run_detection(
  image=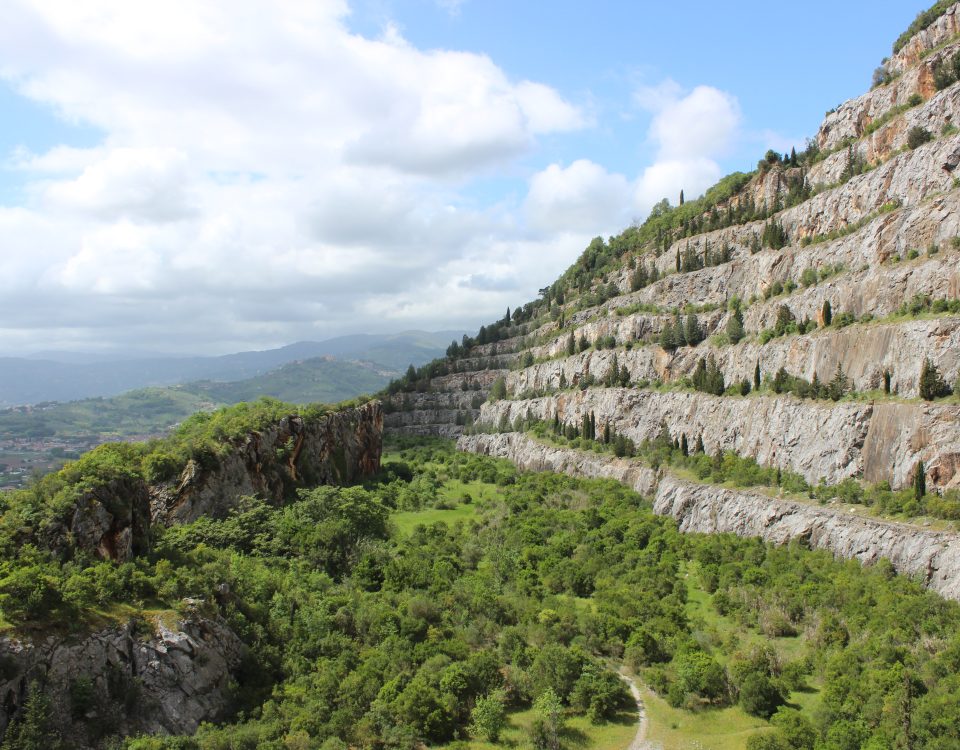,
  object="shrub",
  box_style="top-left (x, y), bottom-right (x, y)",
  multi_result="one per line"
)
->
top-left (907, 126), bottom-right (932, 149)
